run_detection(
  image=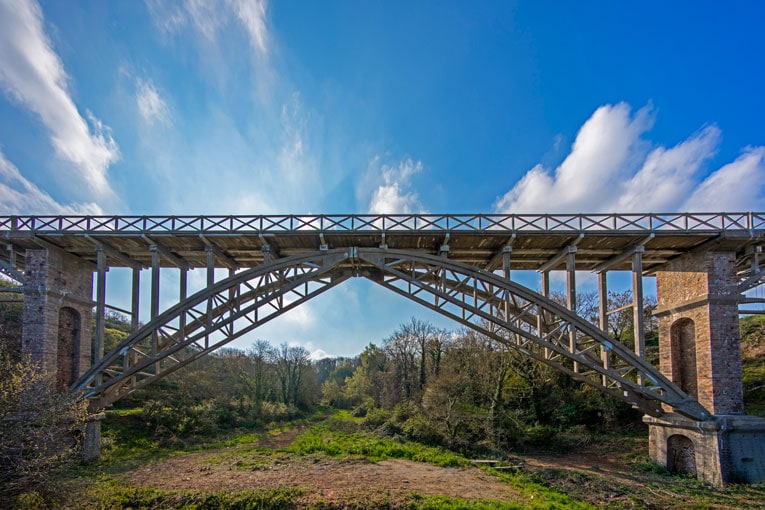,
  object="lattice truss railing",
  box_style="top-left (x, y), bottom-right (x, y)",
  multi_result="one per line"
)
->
top-left (356, 249), bottom-right (710, 421)
top-left (2, 211), bottom-right (763, 234)
top-left (73, 250), bottom-right (351, 408)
